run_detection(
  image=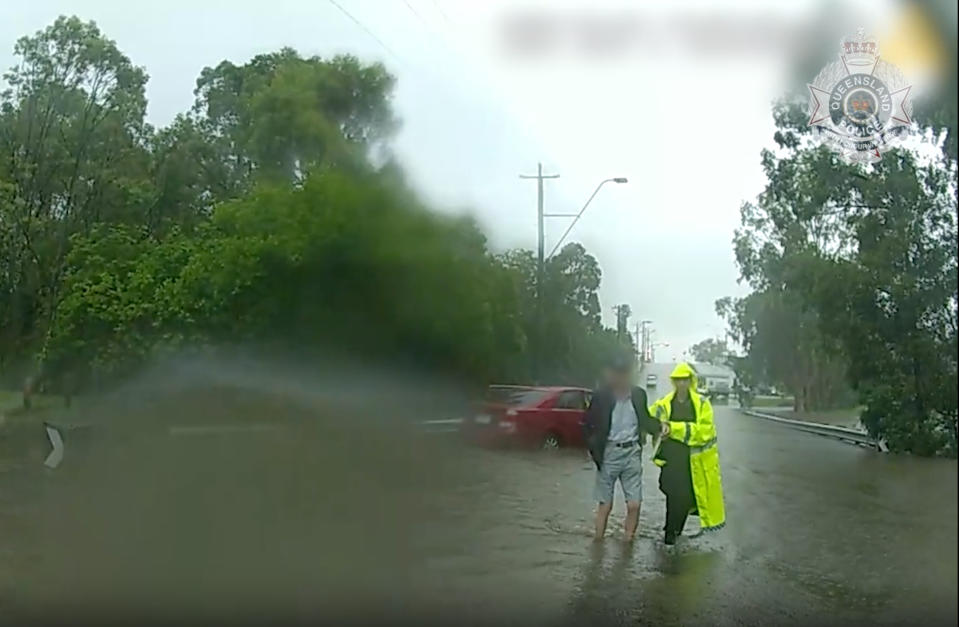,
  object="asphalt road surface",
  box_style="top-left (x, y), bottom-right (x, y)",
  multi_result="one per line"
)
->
top-left (417, 404), bottom-right (958, 626)
top-left (1, 401), bottom-right (956, 625)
